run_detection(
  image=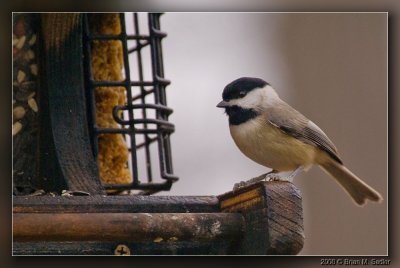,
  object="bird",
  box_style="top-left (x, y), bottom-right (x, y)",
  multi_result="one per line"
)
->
top-left (216, 77), bottom-right (383, 206)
